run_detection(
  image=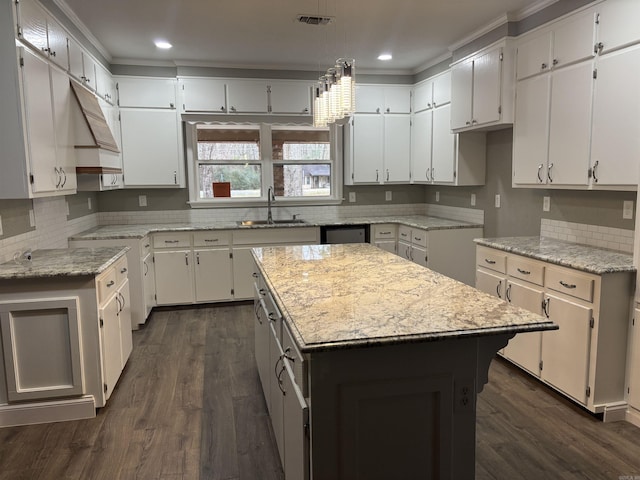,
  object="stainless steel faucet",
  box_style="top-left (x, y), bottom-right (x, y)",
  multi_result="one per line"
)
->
top-left (267, 186), bottom-right (276, 224)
